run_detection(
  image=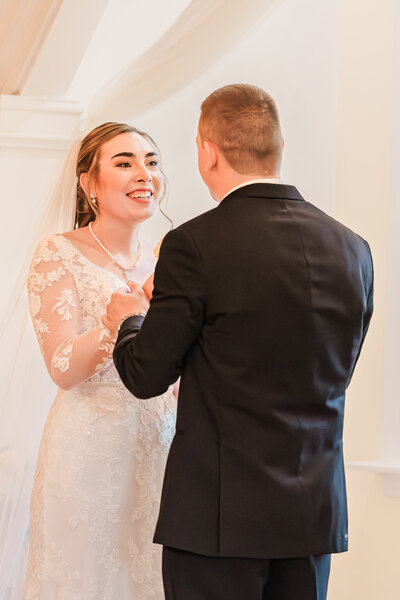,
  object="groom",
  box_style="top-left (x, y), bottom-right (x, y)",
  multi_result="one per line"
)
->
top-left (109, 84), bottom-right (373, 599)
